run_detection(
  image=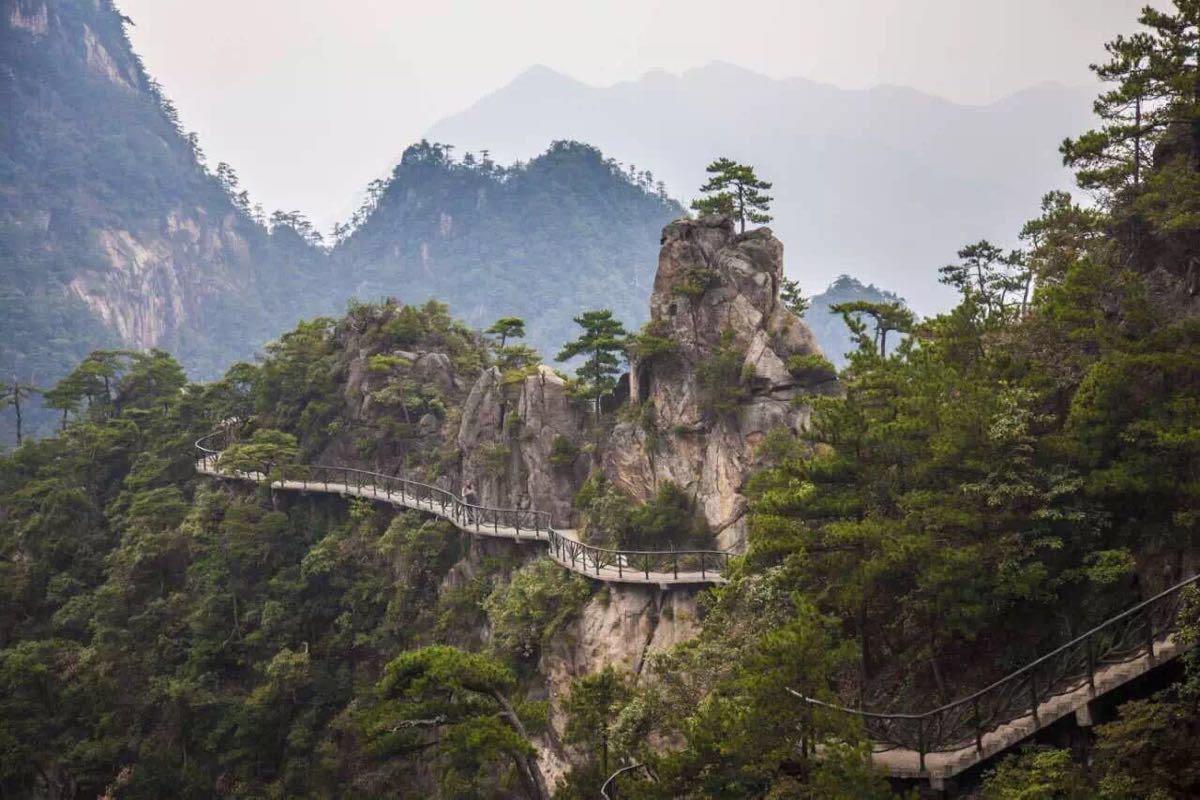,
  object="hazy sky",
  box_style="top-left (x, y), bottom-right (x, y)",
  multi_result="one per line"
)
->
top-left (117, 0), bottom-right (1150, 232)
